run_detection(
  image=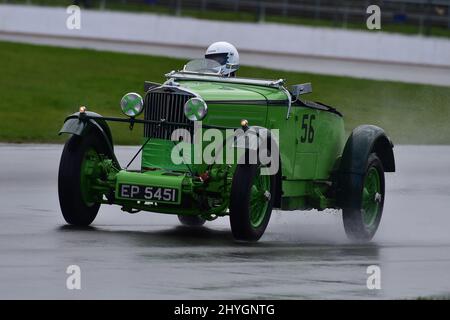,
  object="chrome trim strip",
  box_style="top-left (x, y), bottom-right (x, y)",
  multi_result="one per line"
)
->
top-left (165, 71), bottom-right (285, 88)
